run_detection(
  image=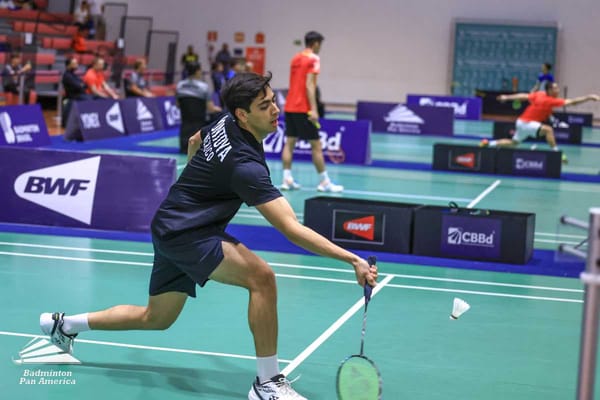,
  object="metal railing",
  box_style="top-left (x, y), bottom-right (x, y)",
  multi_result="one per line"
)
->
top-left (559, 209), bottom-right (600, 400)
